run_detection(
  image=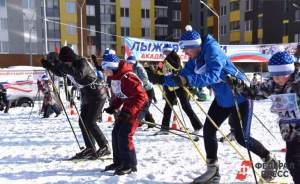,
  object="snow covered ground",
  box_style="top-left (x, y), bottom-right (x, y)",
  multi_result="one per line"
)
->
top-left (0, 90), bottom-right (294, 184)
